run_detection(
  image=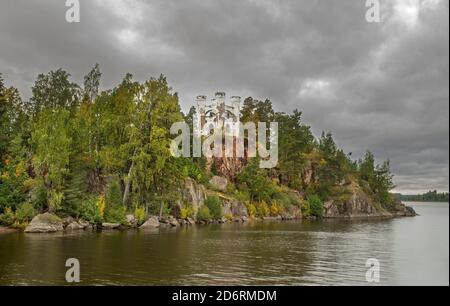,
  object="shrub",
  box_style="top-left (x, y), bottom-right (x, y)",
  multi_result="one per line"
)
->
top-left (257, 201), bottom-right (270, 217)
top-left (205, 196), bottom-right (222, 219)
top-left (97, 195), bottom-right (106, 219)
top-left (180, 206), bottom-right (194, 219)
top-left (80, 196), bottom-right (103, 225)
top-left (270, 201), bottom-right (284, 216)
top-left (196, 206), bottom-right (211, 221)
top-left (246, 202), bottom-right (257, 217)
top-left (105, 205), bottom-right (126, 224)
top-left (234, 190), bottom-right (250, 202)
top-left (308, 194), bottom-right (324, 218)
top-left (104, 180), bottom-right (126, 224)
top-left (300, 199), bottom-right (310, 217)
top-left (106, 180), bottom-right (122, 207)
top-left (134, 205), bottom-right (147, 225)
top-left (224, 213), bottom-right (233, 220)
top-left (0, 207), bottom-right (15, 226)
top-left (48, 189), bottom-right (64, 212)
top-left (272, 192), bottom-right (291, 207)
top-left (15, 202), bottom-right (35, 224)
